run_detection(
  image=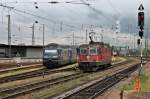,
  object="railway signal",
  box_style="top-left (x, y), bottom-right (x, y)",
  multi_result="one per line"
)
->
top-left (138, 4), bottom-right (144, 39)
top-left (136, 3), bottom-right (144, 94)
top-left (137, 39), bottom-right (140, 45)
top-left (138, 4), bottom-right (144, 10)
top-left (140, 26), bottom-right (144, 30)
top-left (138, 12), bottom-right (144, 26)
top-left (139, 30), bottom-right (144, 39)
